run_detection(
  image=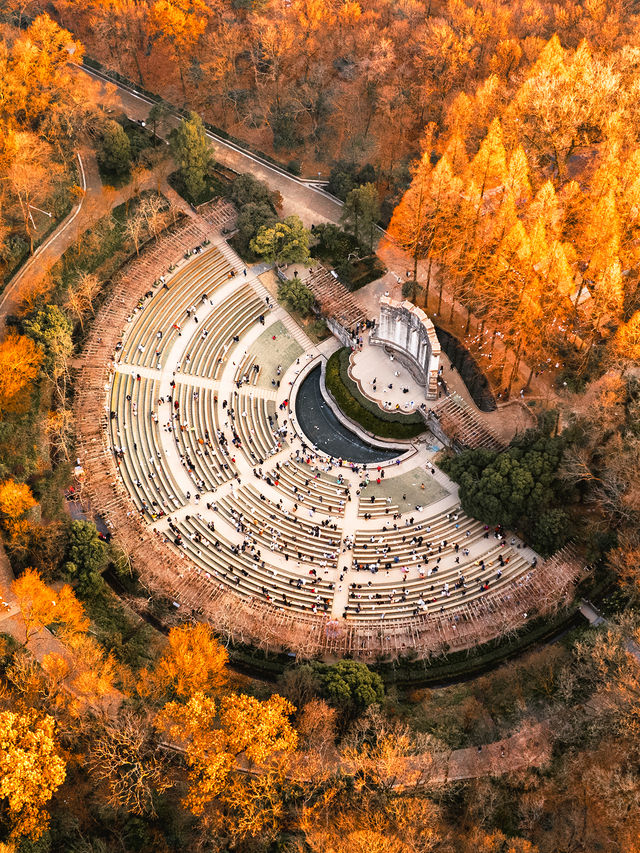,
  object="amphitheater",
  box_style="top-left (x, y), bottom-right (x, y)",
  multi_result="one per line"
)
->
top-left (74, 203), bottom-right (584, 662)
